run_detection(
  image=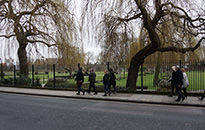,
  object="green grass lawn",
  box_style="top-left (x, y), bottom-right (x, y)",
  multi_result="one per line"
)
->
top-left (1, 71), bottom-right (205, 91)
